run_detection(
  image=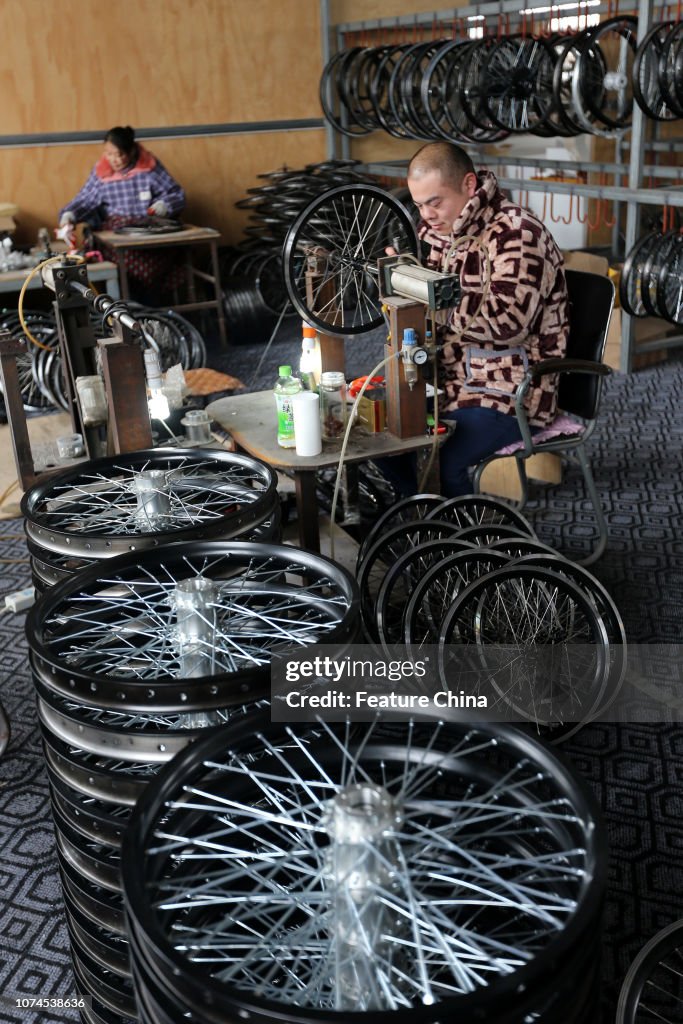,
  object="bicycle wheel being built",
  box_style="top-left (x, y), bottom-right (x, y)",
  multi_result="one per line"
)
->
top-left (283, 184), bottom-right (418, 334)
top-left (123, 713), bottom-right (607, 1024)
